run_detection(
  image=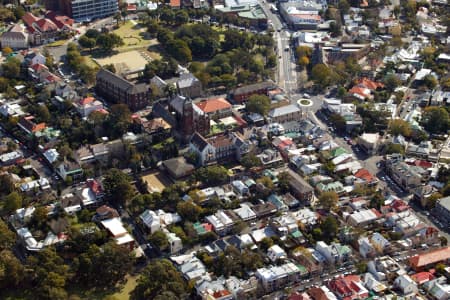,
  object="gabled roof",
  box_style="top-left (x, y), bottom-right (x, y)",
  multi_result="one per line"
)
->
top-left (190, 132), bottom-right (210, 151)
top-left (35, 18), bottom-right (58, 32)
top-left (354, 168), bottom-right (376, 183)
top-left (409, 247), bottom-right (450, 269)
top-left (357, 77), bottom-right (384, 90)
top-left (22, 12), bottom-right (38, 27)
